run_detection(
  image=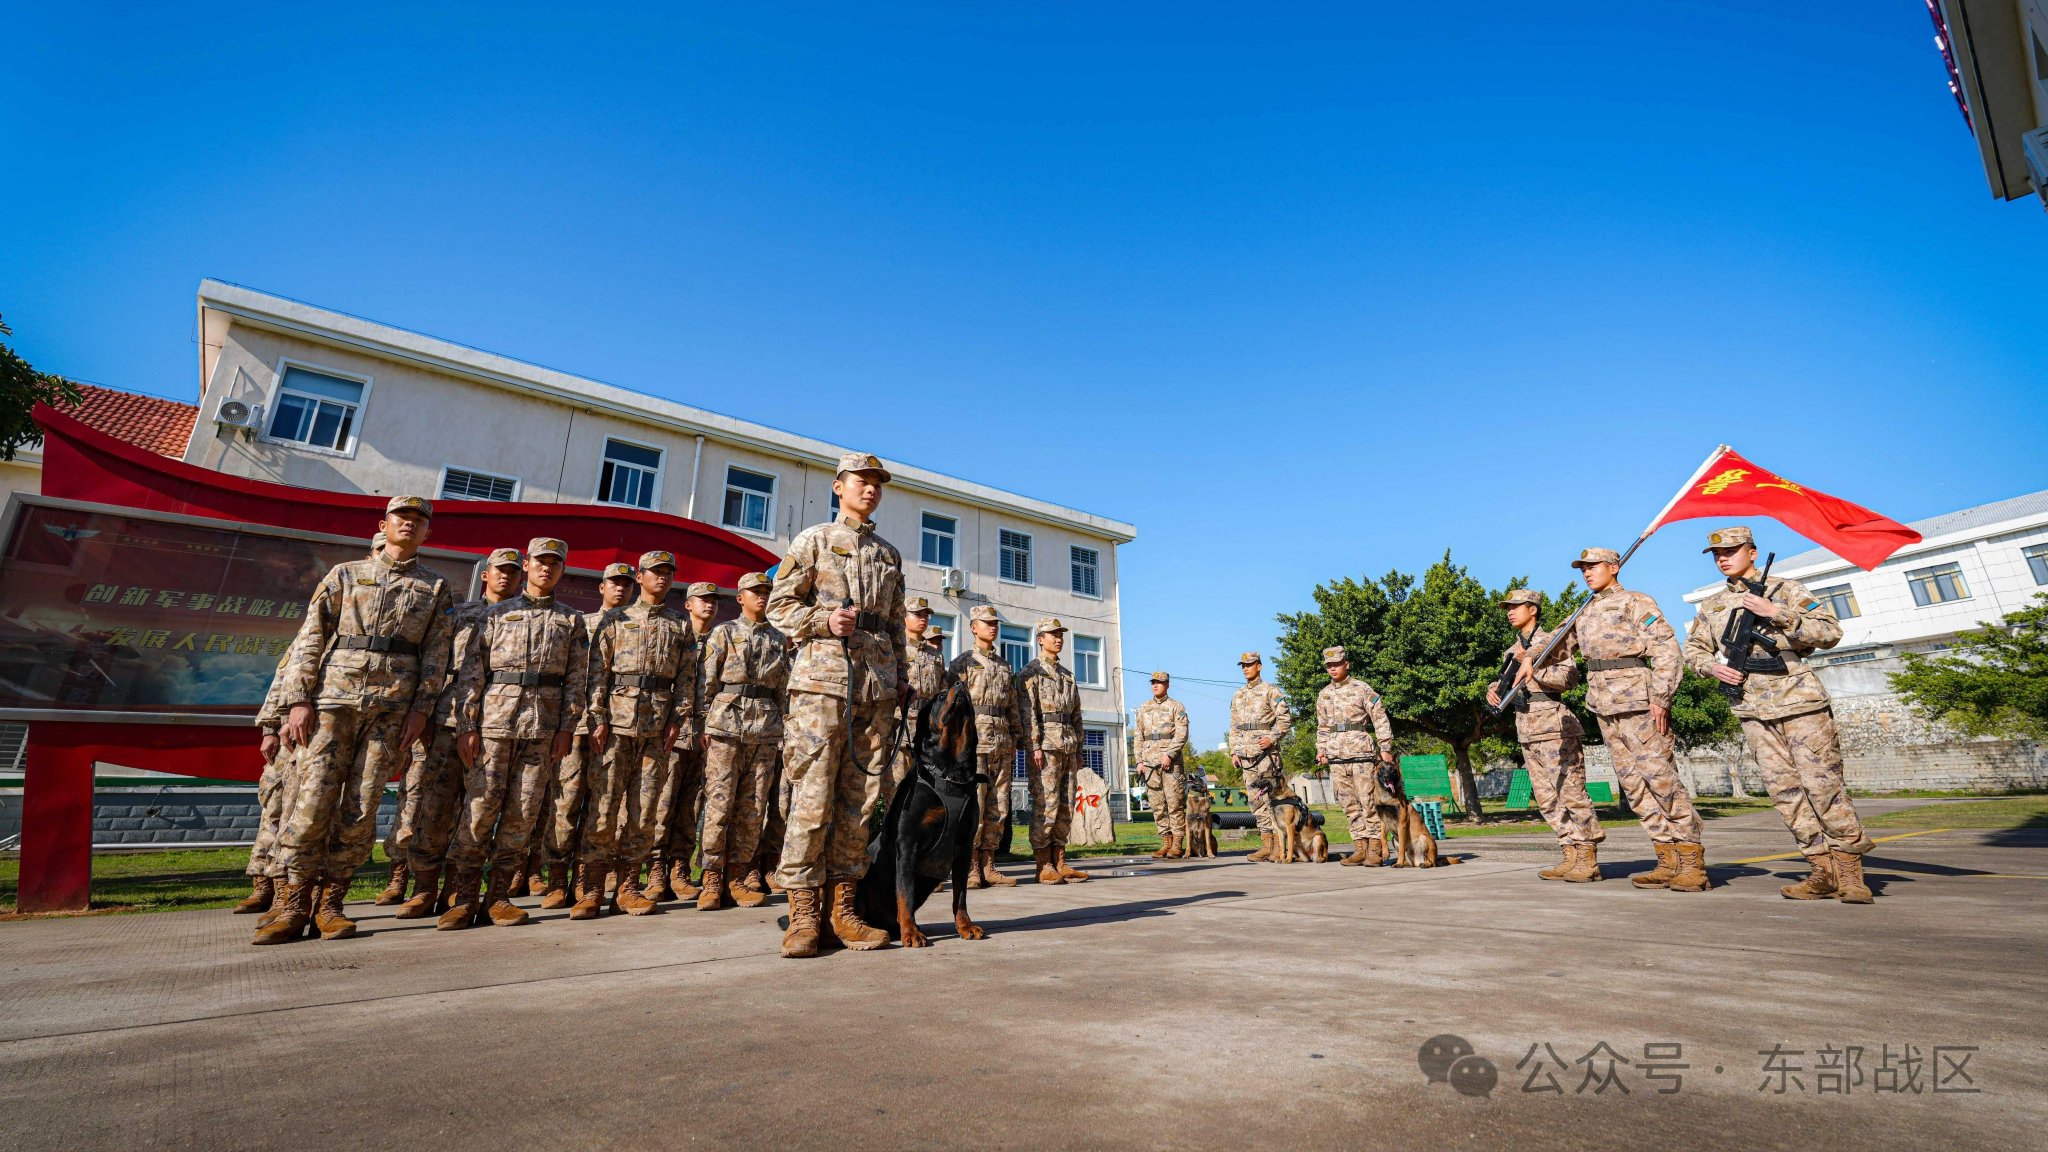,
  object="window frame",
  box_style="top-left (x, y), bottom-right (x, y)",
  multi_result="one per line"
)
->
top-left (1072, 633), bottom-right (1105, 688)
top-left (919, 509), bottom-right (959, 571)
top-left (596, 435), bottom-right (666, 511)
top-left (998, 623), bottom-right (1032, 673)
top-left (1809, 583), bottom-right (1861, 621)
top-left (2025, 543), bottom-right (2048, 587)
top-left (436, 463), bottom-right (522, 503)
top-left (260, 358), bottom-right (372, 459)
top-left (998, 527), bottom-right (1034, 586)
top-left (928, 612), bottom-right (957, 662)
top-left (1069, 544), bottom-right (1102, 599)
top-left (718, 463), bottom-right (778, 538)
top-left (1906, 562), bottom-right (1970, 607)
